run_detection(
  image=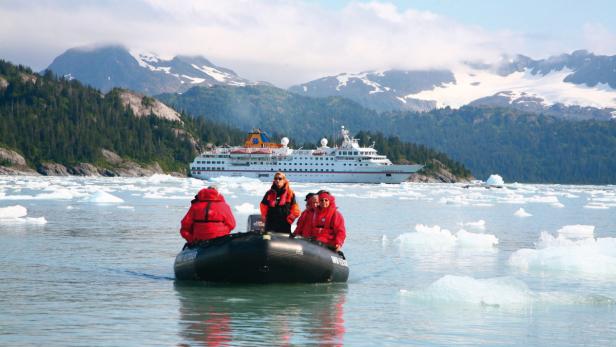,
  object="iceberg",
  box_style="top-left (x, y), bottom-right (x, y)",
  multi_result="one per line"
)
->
top-left (486, 174), bottom-right (504, 186)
